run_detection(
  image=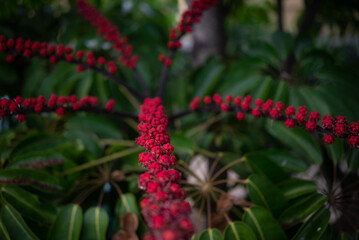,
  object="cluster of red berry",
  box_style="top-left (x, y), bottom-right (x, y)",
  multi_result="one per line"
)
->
top-left (158, 0), bottom-right (218, 67)
top-left (190, 94), bottom-right (359, 148)
top-left (0, 95), bottom-right (115, 122)
top-left (137, 98), bottom-right (194, 240)
top-left (76, 0), bottom-right (139, 69)
top-left (0, 35), bottom-right (119, 74)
